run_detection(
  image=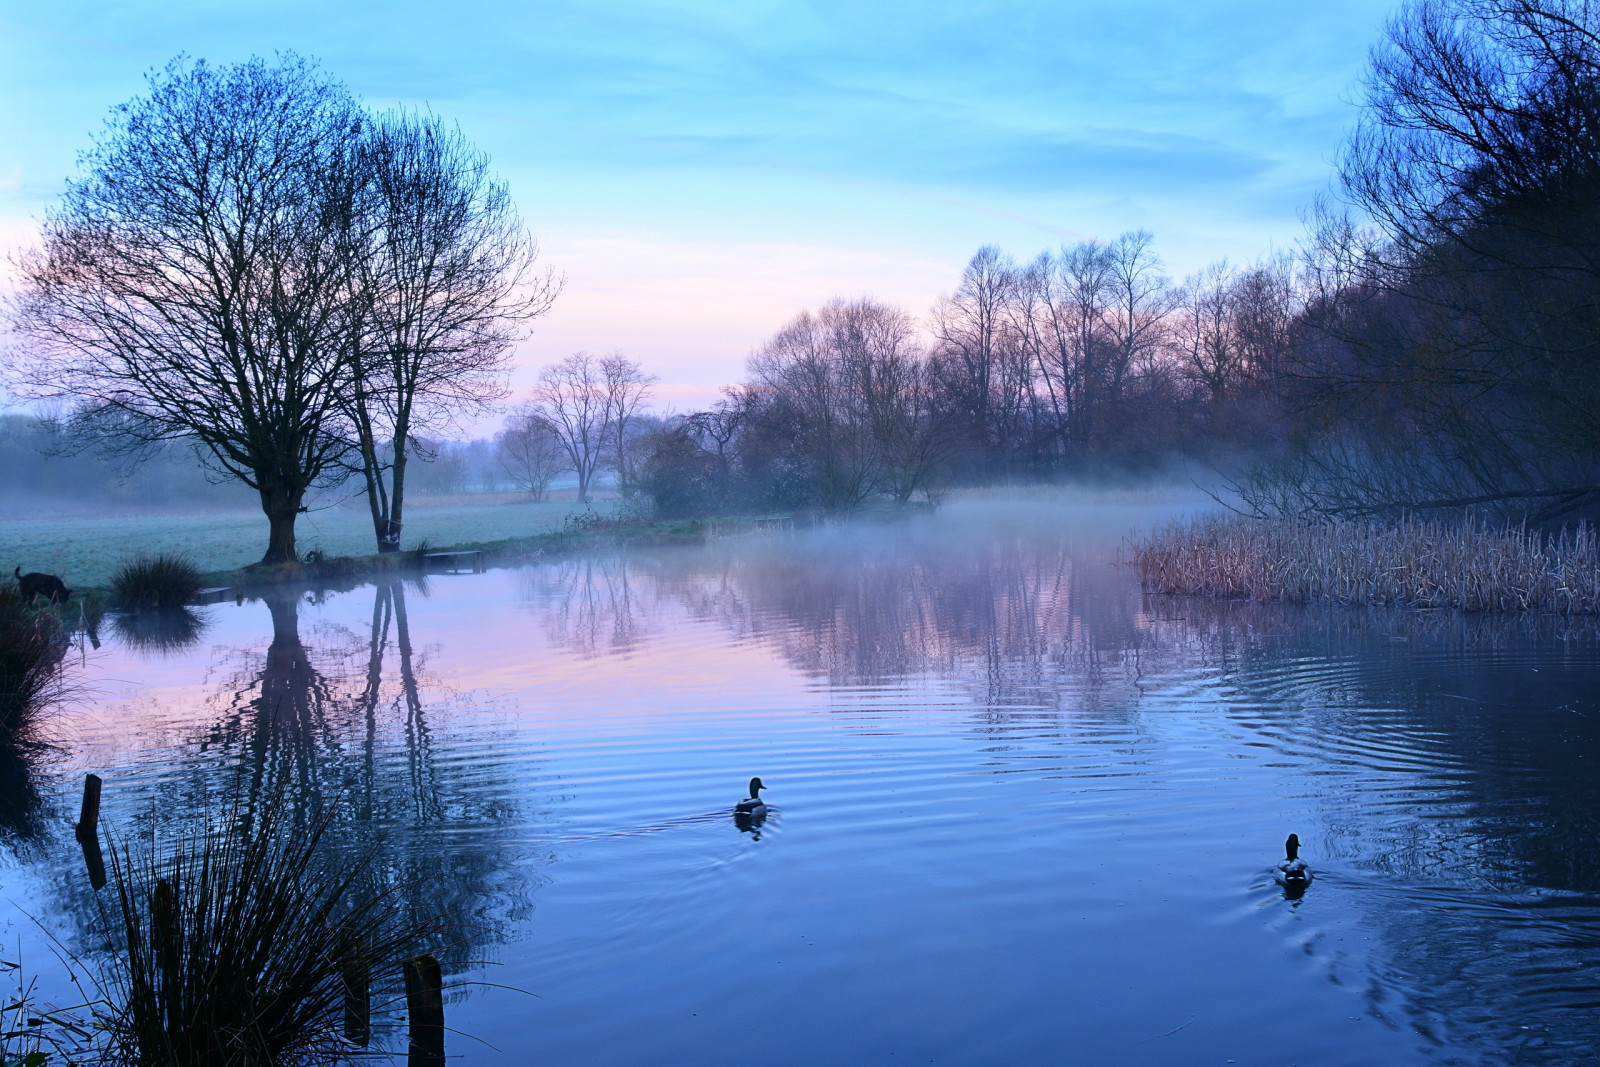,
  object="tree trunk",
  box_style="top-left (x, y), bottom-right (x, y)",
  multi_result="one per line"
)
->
top-left (381, 432), bottom-right (407, 553)
top-left (260, 485), bottom-right (304, 565)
